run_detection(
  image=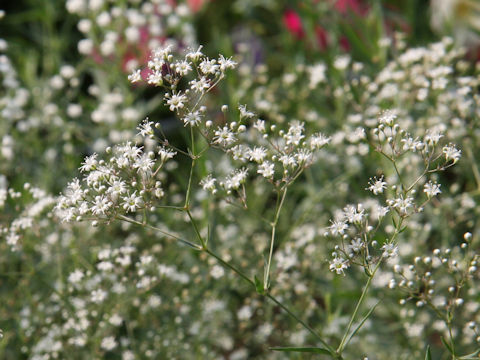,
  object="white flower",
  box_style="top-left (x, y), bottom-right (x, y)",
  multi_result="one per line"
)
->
top-left (91, 195), bottom-right (111, 215)
top-left (443, 144), bottom-right (461, 163)
top-left (122, 192), bottom-right (143, 213)
top-left (218, 55), bottom-right (237, 71)
top-left (190, 77), bottom-right (210, 92)
top-left (183, 111), bottom-right (202, 127)
top-left (166, 92), bottom-right (187, 112)
top-left (68, 269), bottom-right (84, 284)
top-left (343, 204), bottom-right (365, 223)
top-left (100, 336), bottom-right (117, 351)
top-left (224, 168), bottom-right (248, 190)
top-left (91, 289), bottom-right (107, 303)
top-left (127, 69), bottom-right (142, 83)
top-left (379, 110), bottom-right (397, 126)
top-left (392, 195), bottom-right (413, 214)
top-left (186, 45), bottom-right (204, 61)
top-left (348, 238), bottom-right (364, 253)
top-left (424, 181), bottom-right (441, 198)
top-left (173, 60), bottom-right (192, 75)
top-left (158, 146), bottom-right (177, 162)
top-left (200, 175), bottom-right (217, 194)
top-left (329, 220), bottom-right (348, 236)
top-left (199, 58), bottom-right (219, 74)
top-left (309, 133), bottom-right (330, 149)
top-left (248, 146), bottom-right (267, 163)
top-left (366, 176), bottom-right (387, 195)
top-left (381, 243), bottom-right (398, 258)
top-left (258, 161), bottom-right (275, 179)
top-left (80, 154), bottom-right (98, 172)
top-left (330, 256), bottom-right (349, 275)
top-left (137, 118), bottom-right (154, 137)
top-left (214, 126), bottom-right (236, 147)
top-left (238, 104), bottom-right (254, 119)
top-left (253, 119), bottom-right (266, 132)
